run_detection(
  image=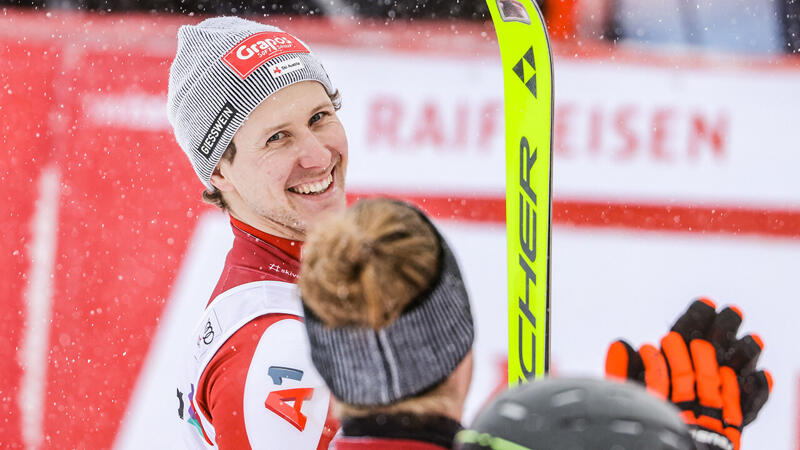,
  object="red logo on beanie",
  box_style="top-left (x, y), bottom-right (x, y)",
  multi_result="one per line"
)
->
top-left (222, 31), bottom-right (310, 79)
